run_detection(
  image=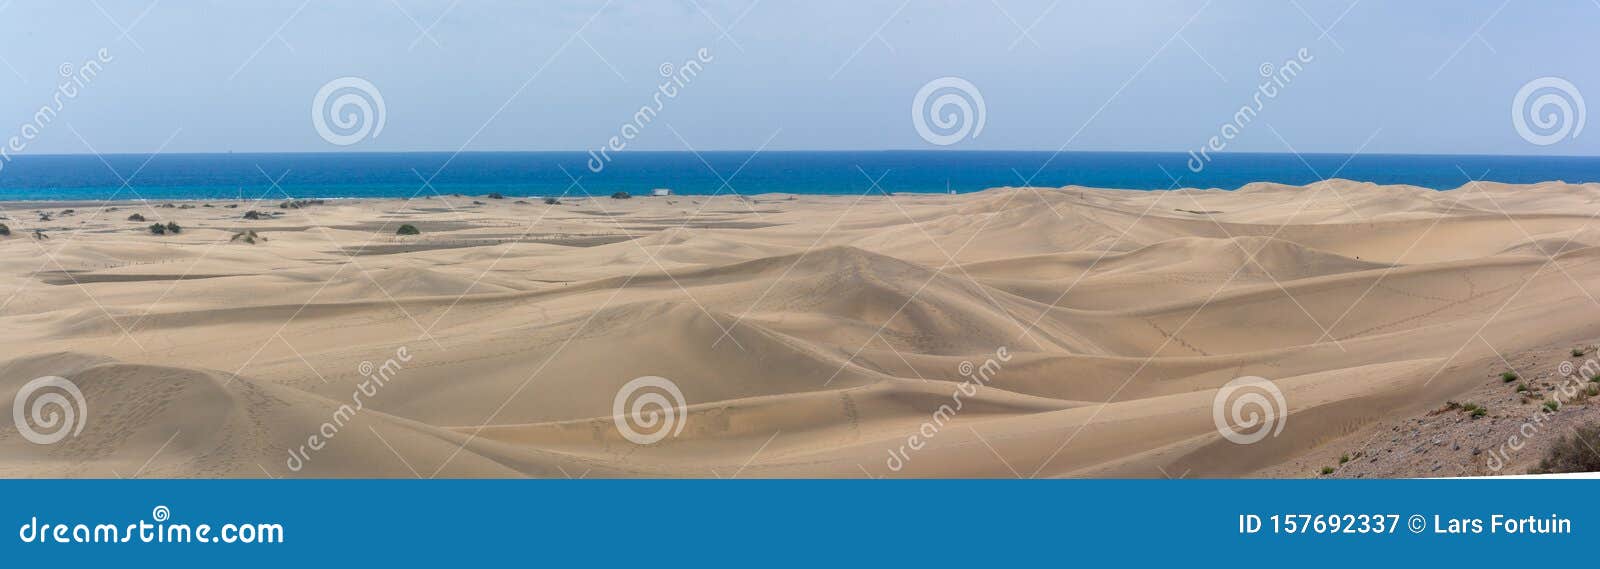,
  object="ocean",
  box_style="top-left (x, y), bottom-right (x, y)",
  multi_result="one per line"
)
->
top-left (1, 151), bottom-right (1597, 201)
